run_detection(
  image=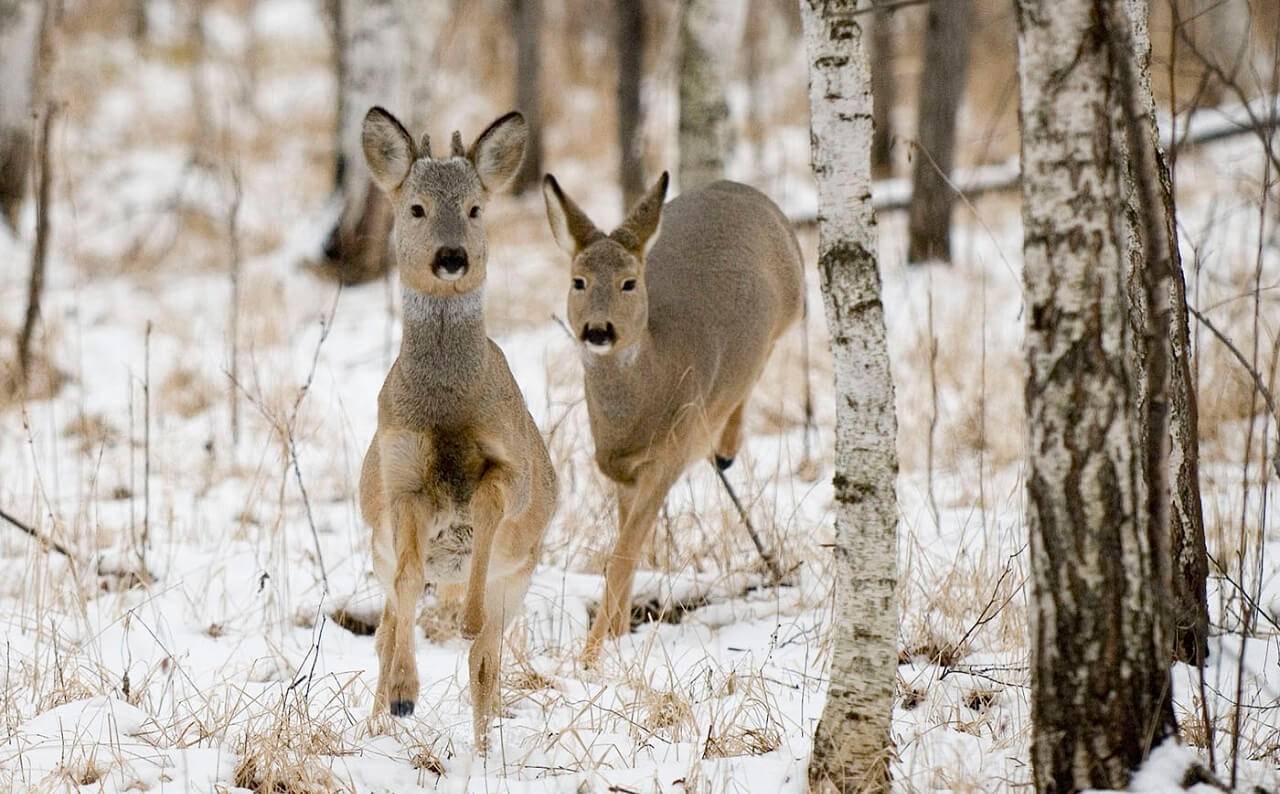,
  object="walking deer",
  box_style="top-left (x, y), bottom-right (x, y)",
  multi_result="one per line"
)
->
top-left (541, 173), bottom-right (804, 662)
top-left (357, 107), bottom-right (556, 750)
